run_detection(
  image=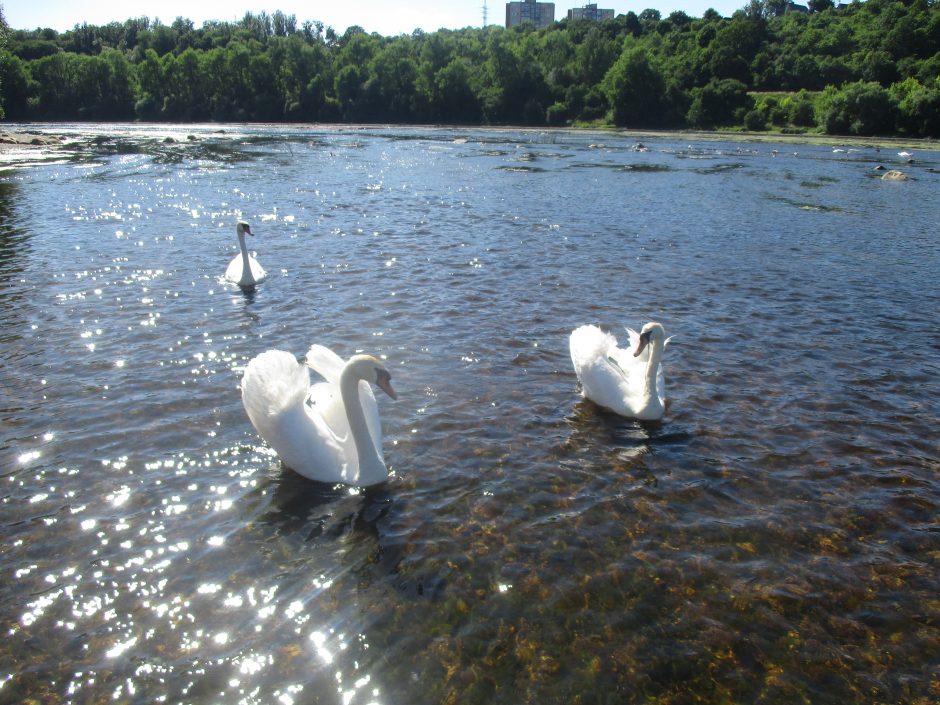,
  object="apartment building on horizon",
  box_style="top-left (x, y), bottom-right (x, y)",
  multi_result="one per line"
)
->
top-left (567, 3), bottom-right (615, 21)
top-left (505, 0), bottom-right (556, 29)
